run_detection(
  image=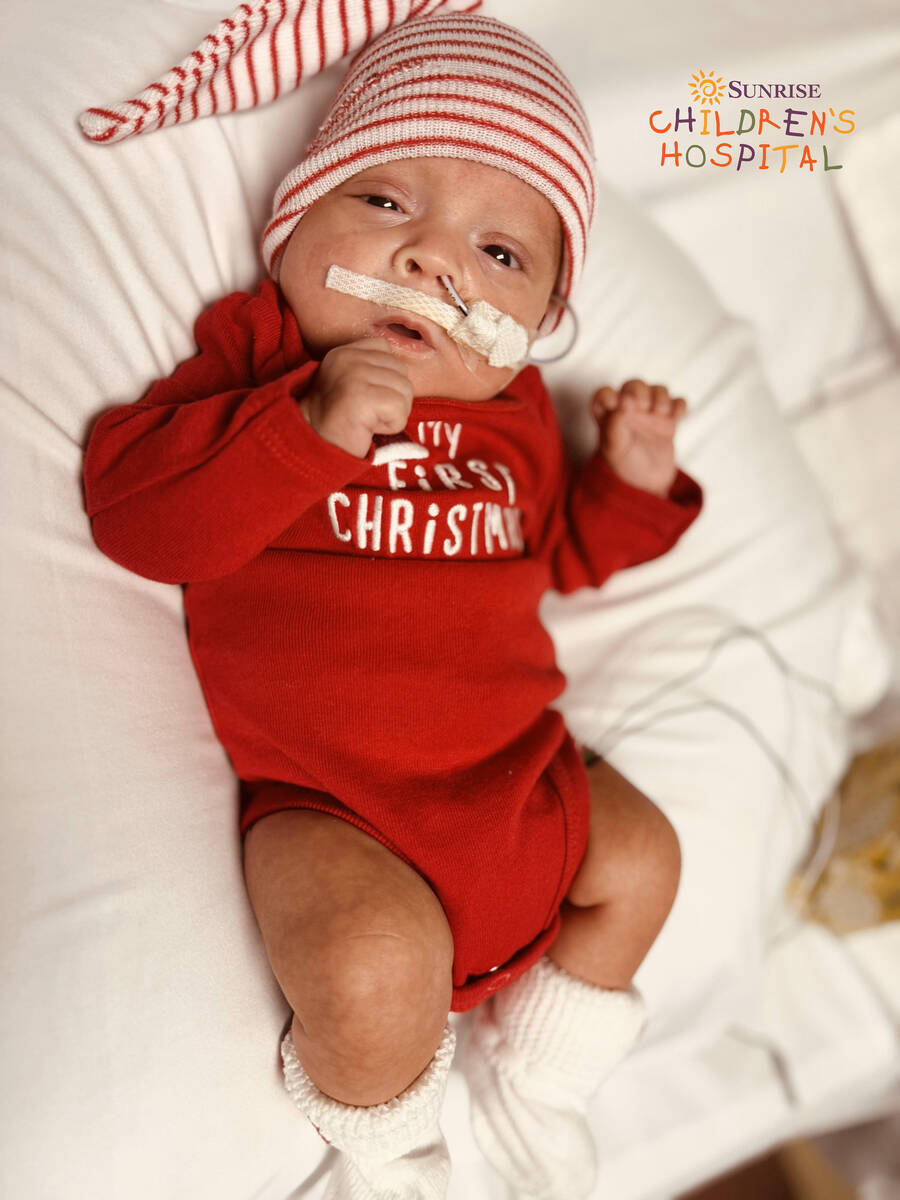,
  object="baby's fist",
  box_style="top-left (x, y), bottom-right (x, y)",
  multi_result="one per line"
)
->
top-left (592, 379), bottom-right (687, 498)
top-left (301, 338), bottom-right (414, 459)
